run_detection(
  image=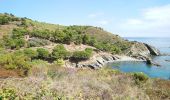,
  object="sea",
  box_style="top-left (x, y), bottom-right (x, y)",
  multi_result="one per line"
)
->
top-left (108, 37), bottom-right (170, 80)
